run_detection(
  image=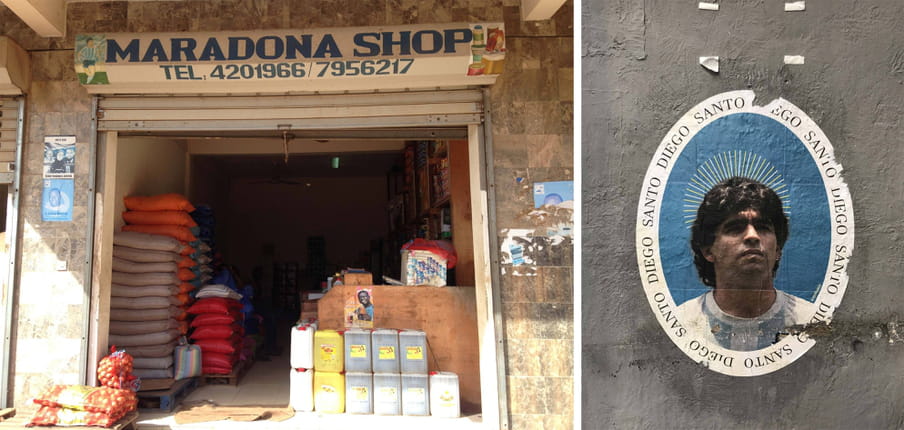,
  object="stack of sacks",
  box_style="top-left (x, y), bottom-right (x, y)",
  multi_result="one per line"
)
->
top-left (29, 348), bottom-right (138, 427)
top-left (187, 287), bottom-right (244, 375)
top-left (191, 204), bottom-right (217, 256)
top-left (109, 231), bottom-right (191, 379)
top-left (121, 193), bottom-right (214, 296)
top-left (191, 204), bottom-right (220, 280)
top-left (240, 281), bottom-right (262, 349)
